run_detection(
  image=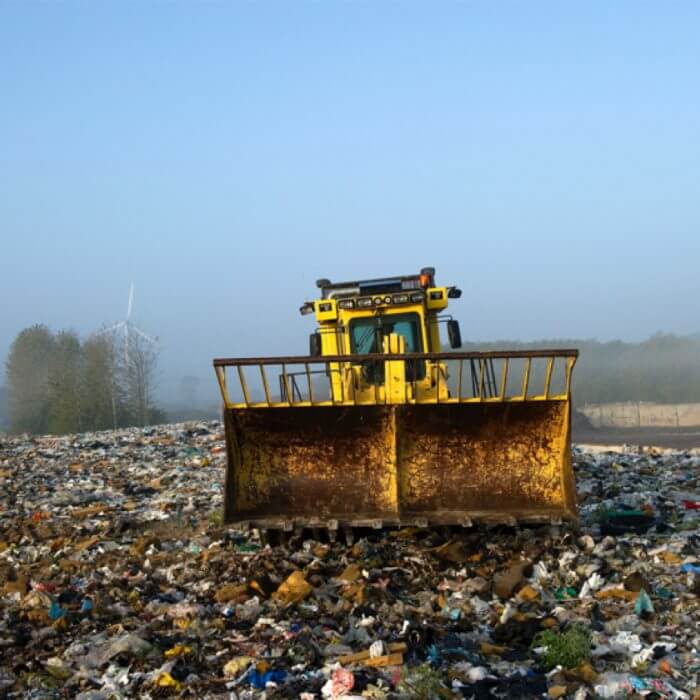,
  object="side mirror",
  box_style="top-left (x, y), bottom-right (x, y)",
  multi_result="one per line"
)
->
top-left (309, 332), bottom-right (322, 357)
top-left (447, 320), bottom-right (462, 349)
